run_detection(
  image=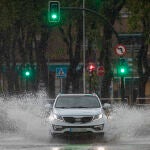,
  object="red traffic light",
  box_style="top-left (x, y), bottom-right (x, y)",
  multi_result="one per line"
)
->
top-left (89, 64), bottom-right (95, 71)
top-left (87, 63), bottom-right (96, 72)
